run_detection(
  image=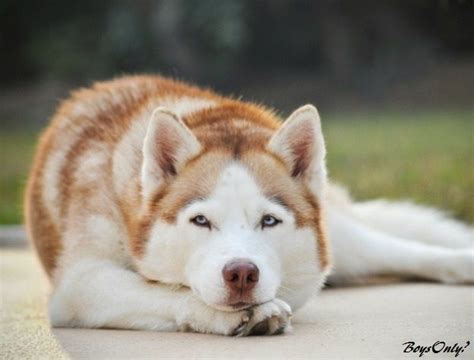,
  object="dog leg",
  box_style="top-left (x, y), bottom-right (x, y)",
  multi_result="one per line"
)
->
top-left (49, 258), bottom-right (291, 335)
top-left (327, 207), bottom-right (474, 285)
top-left (352, 200), bottom-right (473, 249)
